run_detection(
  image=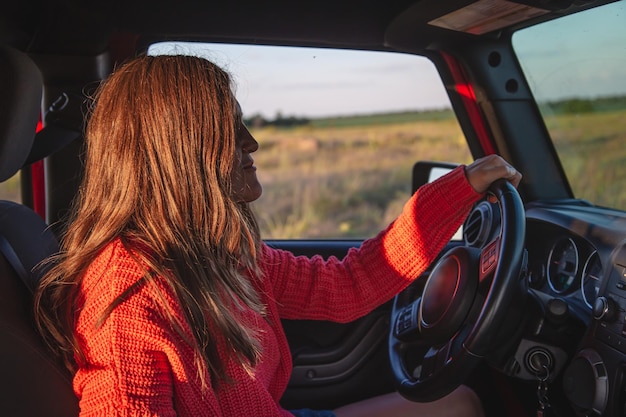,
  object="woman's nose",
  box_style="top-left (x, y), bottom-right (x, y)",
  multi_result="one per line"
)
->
top-left (241, 125), bottom-right (259, 153)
